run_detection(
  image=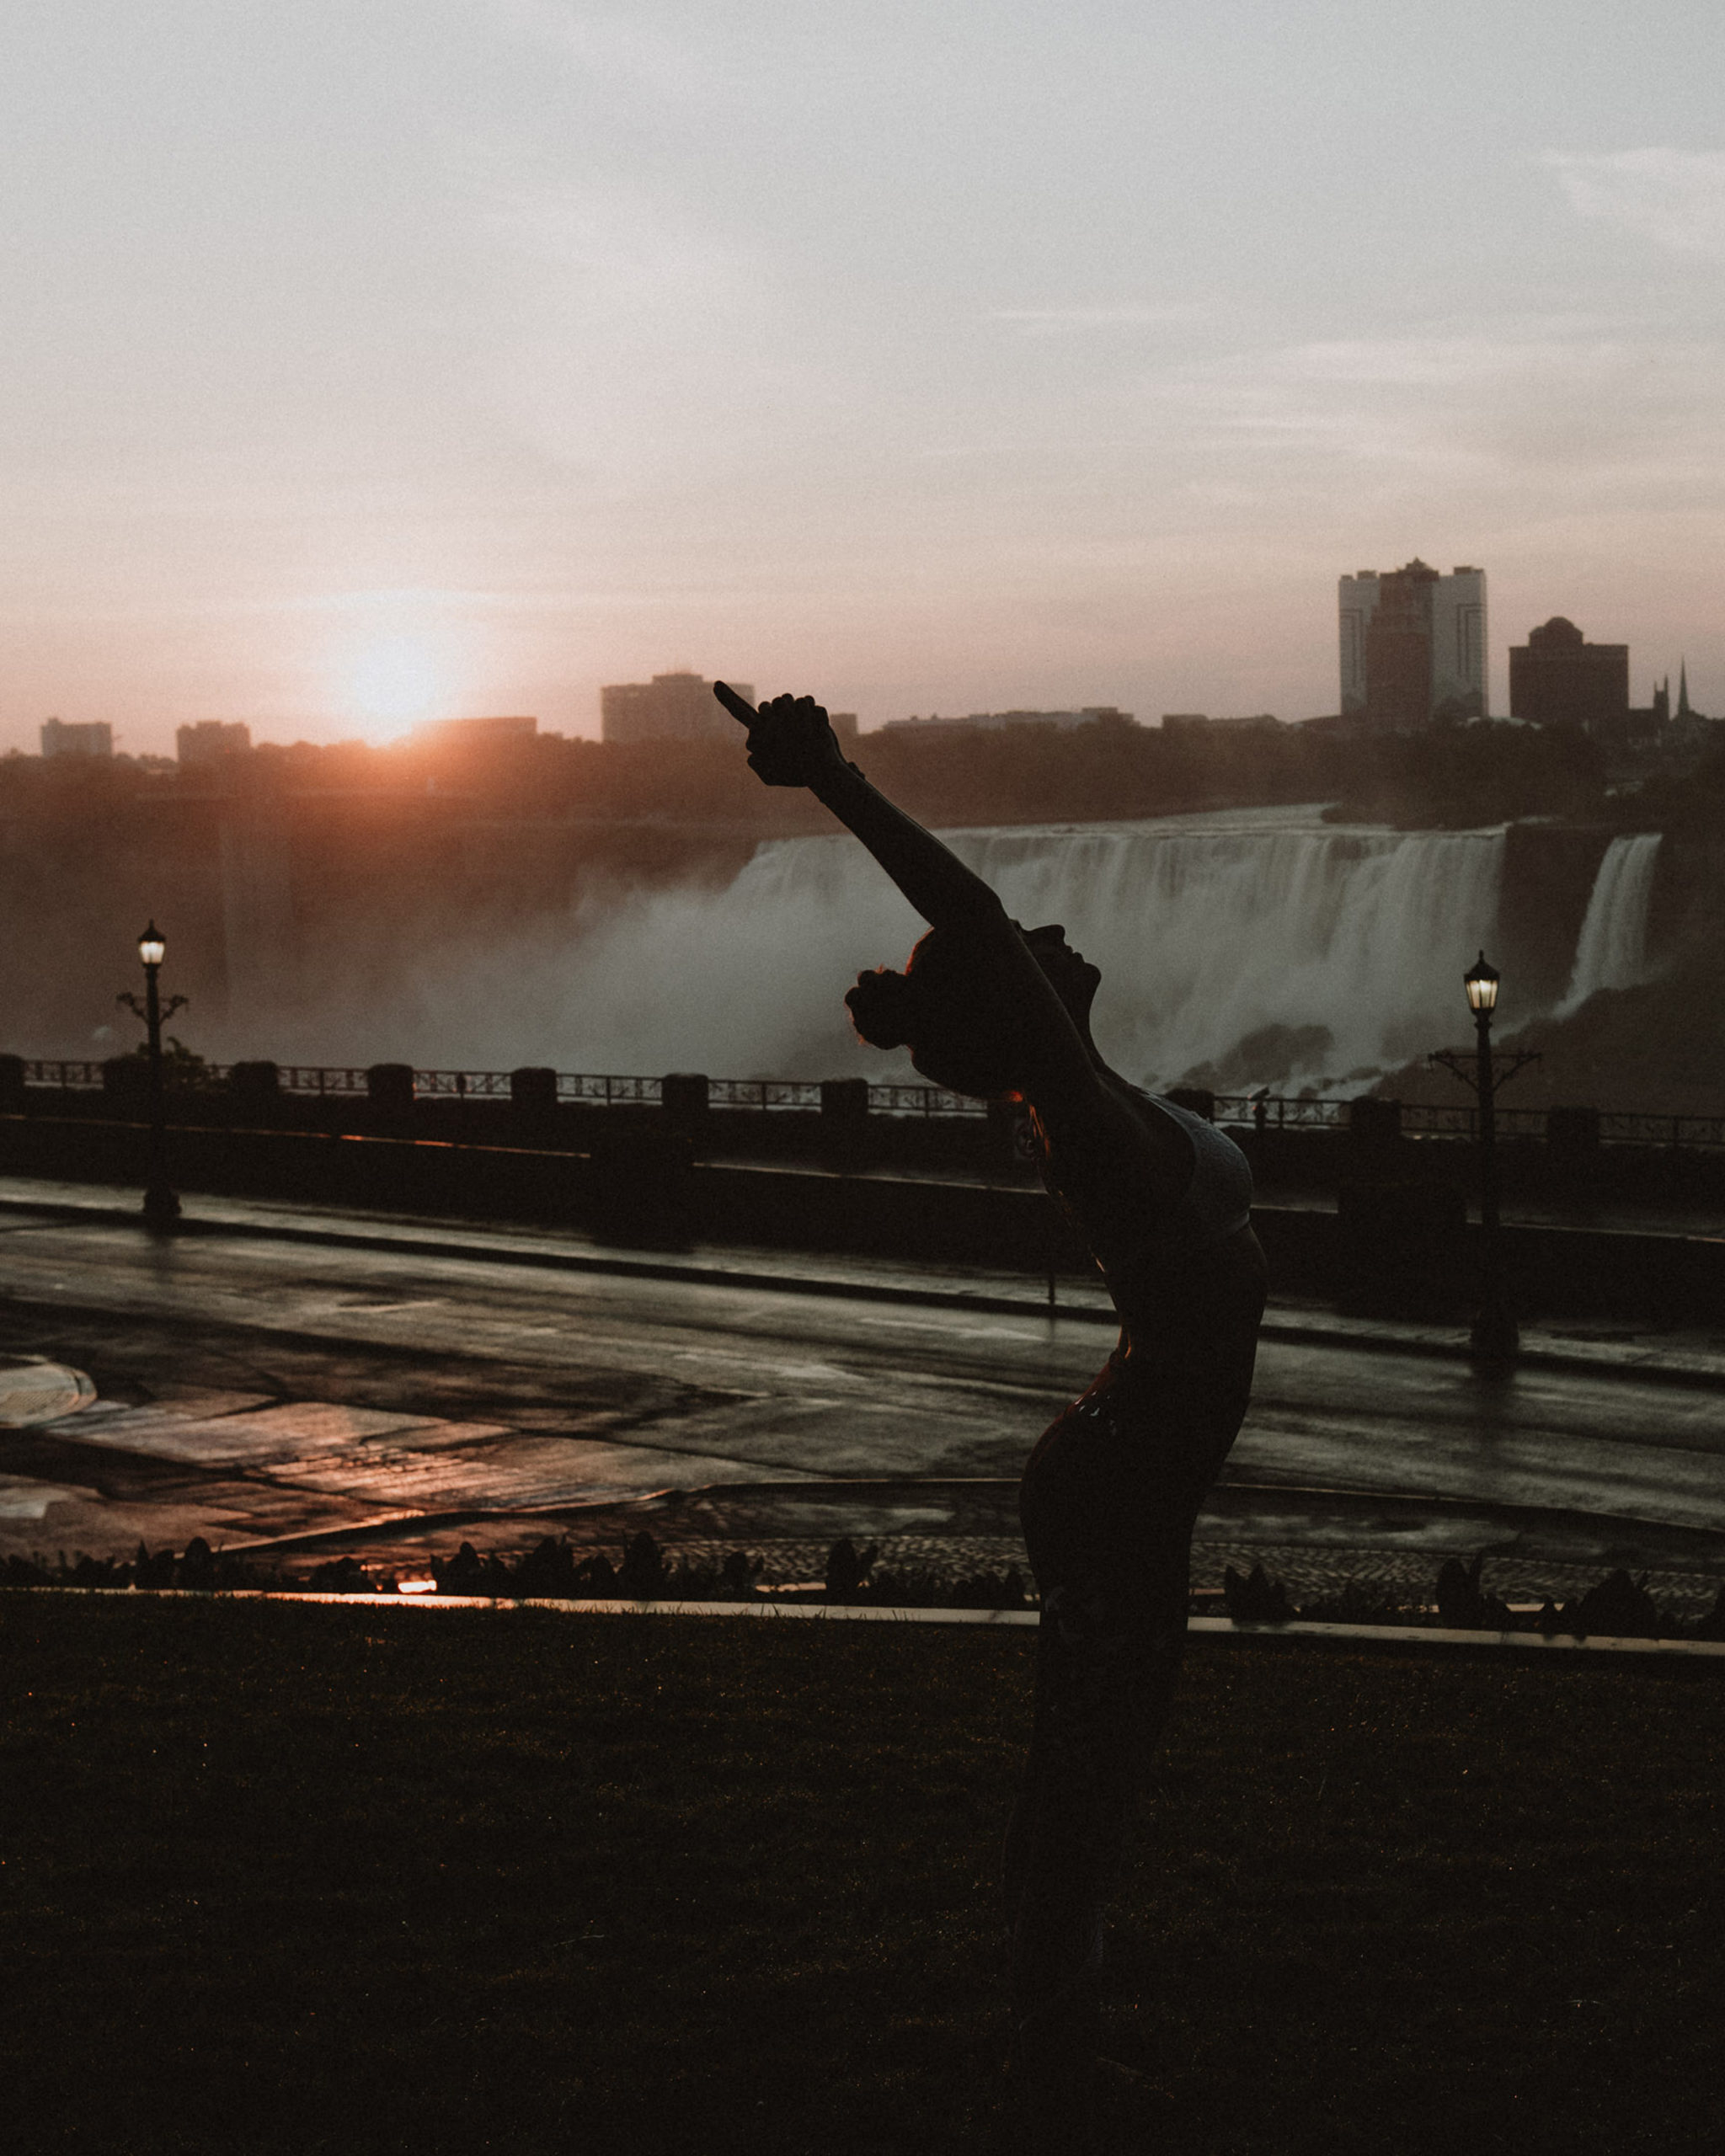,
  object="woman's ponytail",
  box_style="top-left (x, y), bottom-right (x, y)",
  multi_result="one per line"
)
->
top-left (845, 967), bottom-right (917, 1050)
top-left (845, 929), bottom-right (1022, 1098)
